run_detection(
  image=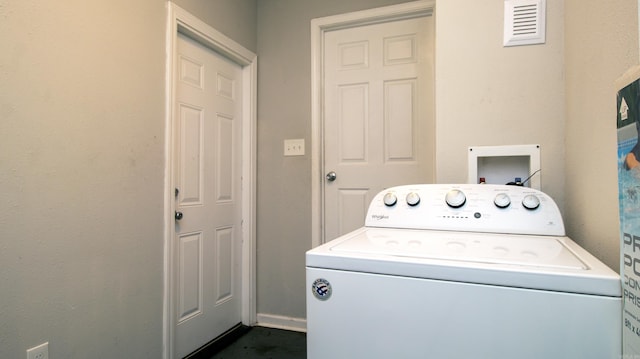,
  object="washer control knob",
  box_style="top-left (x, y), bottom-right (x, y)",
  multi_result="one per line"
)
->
top-left (406, 192), bottom-right (420, 206)
top-left (383, 192), bottom-right (397, 207)
top-left (494, 193), bottom-right (511, 208)
top-left (445, 189), bottom-right (466, 208)
top-left (522, 194), bottom-right (540, 210)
